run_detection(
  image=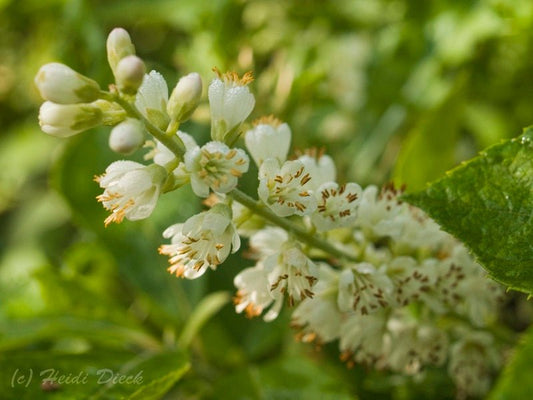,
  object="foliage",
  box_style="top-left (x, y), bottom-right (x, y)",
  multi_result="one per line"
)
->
top-left (404, 127), bottom-right (533, 294)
